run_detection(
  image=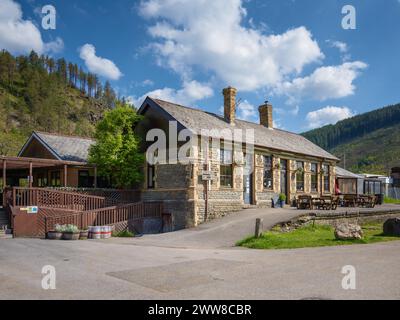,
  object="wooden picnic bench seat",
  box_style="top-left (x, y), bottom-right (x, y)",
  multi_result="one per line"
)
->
top-left (297, 195), bottom-right (312, 210)
top-left (343, 194), bottom-right (357, 207)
